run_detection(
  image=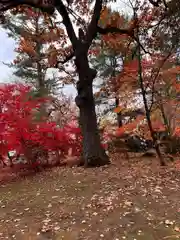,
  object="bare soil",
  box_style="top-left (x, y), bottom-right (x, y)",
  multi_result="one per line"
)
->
top-left (0, 154), bottom-right (180, 240)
